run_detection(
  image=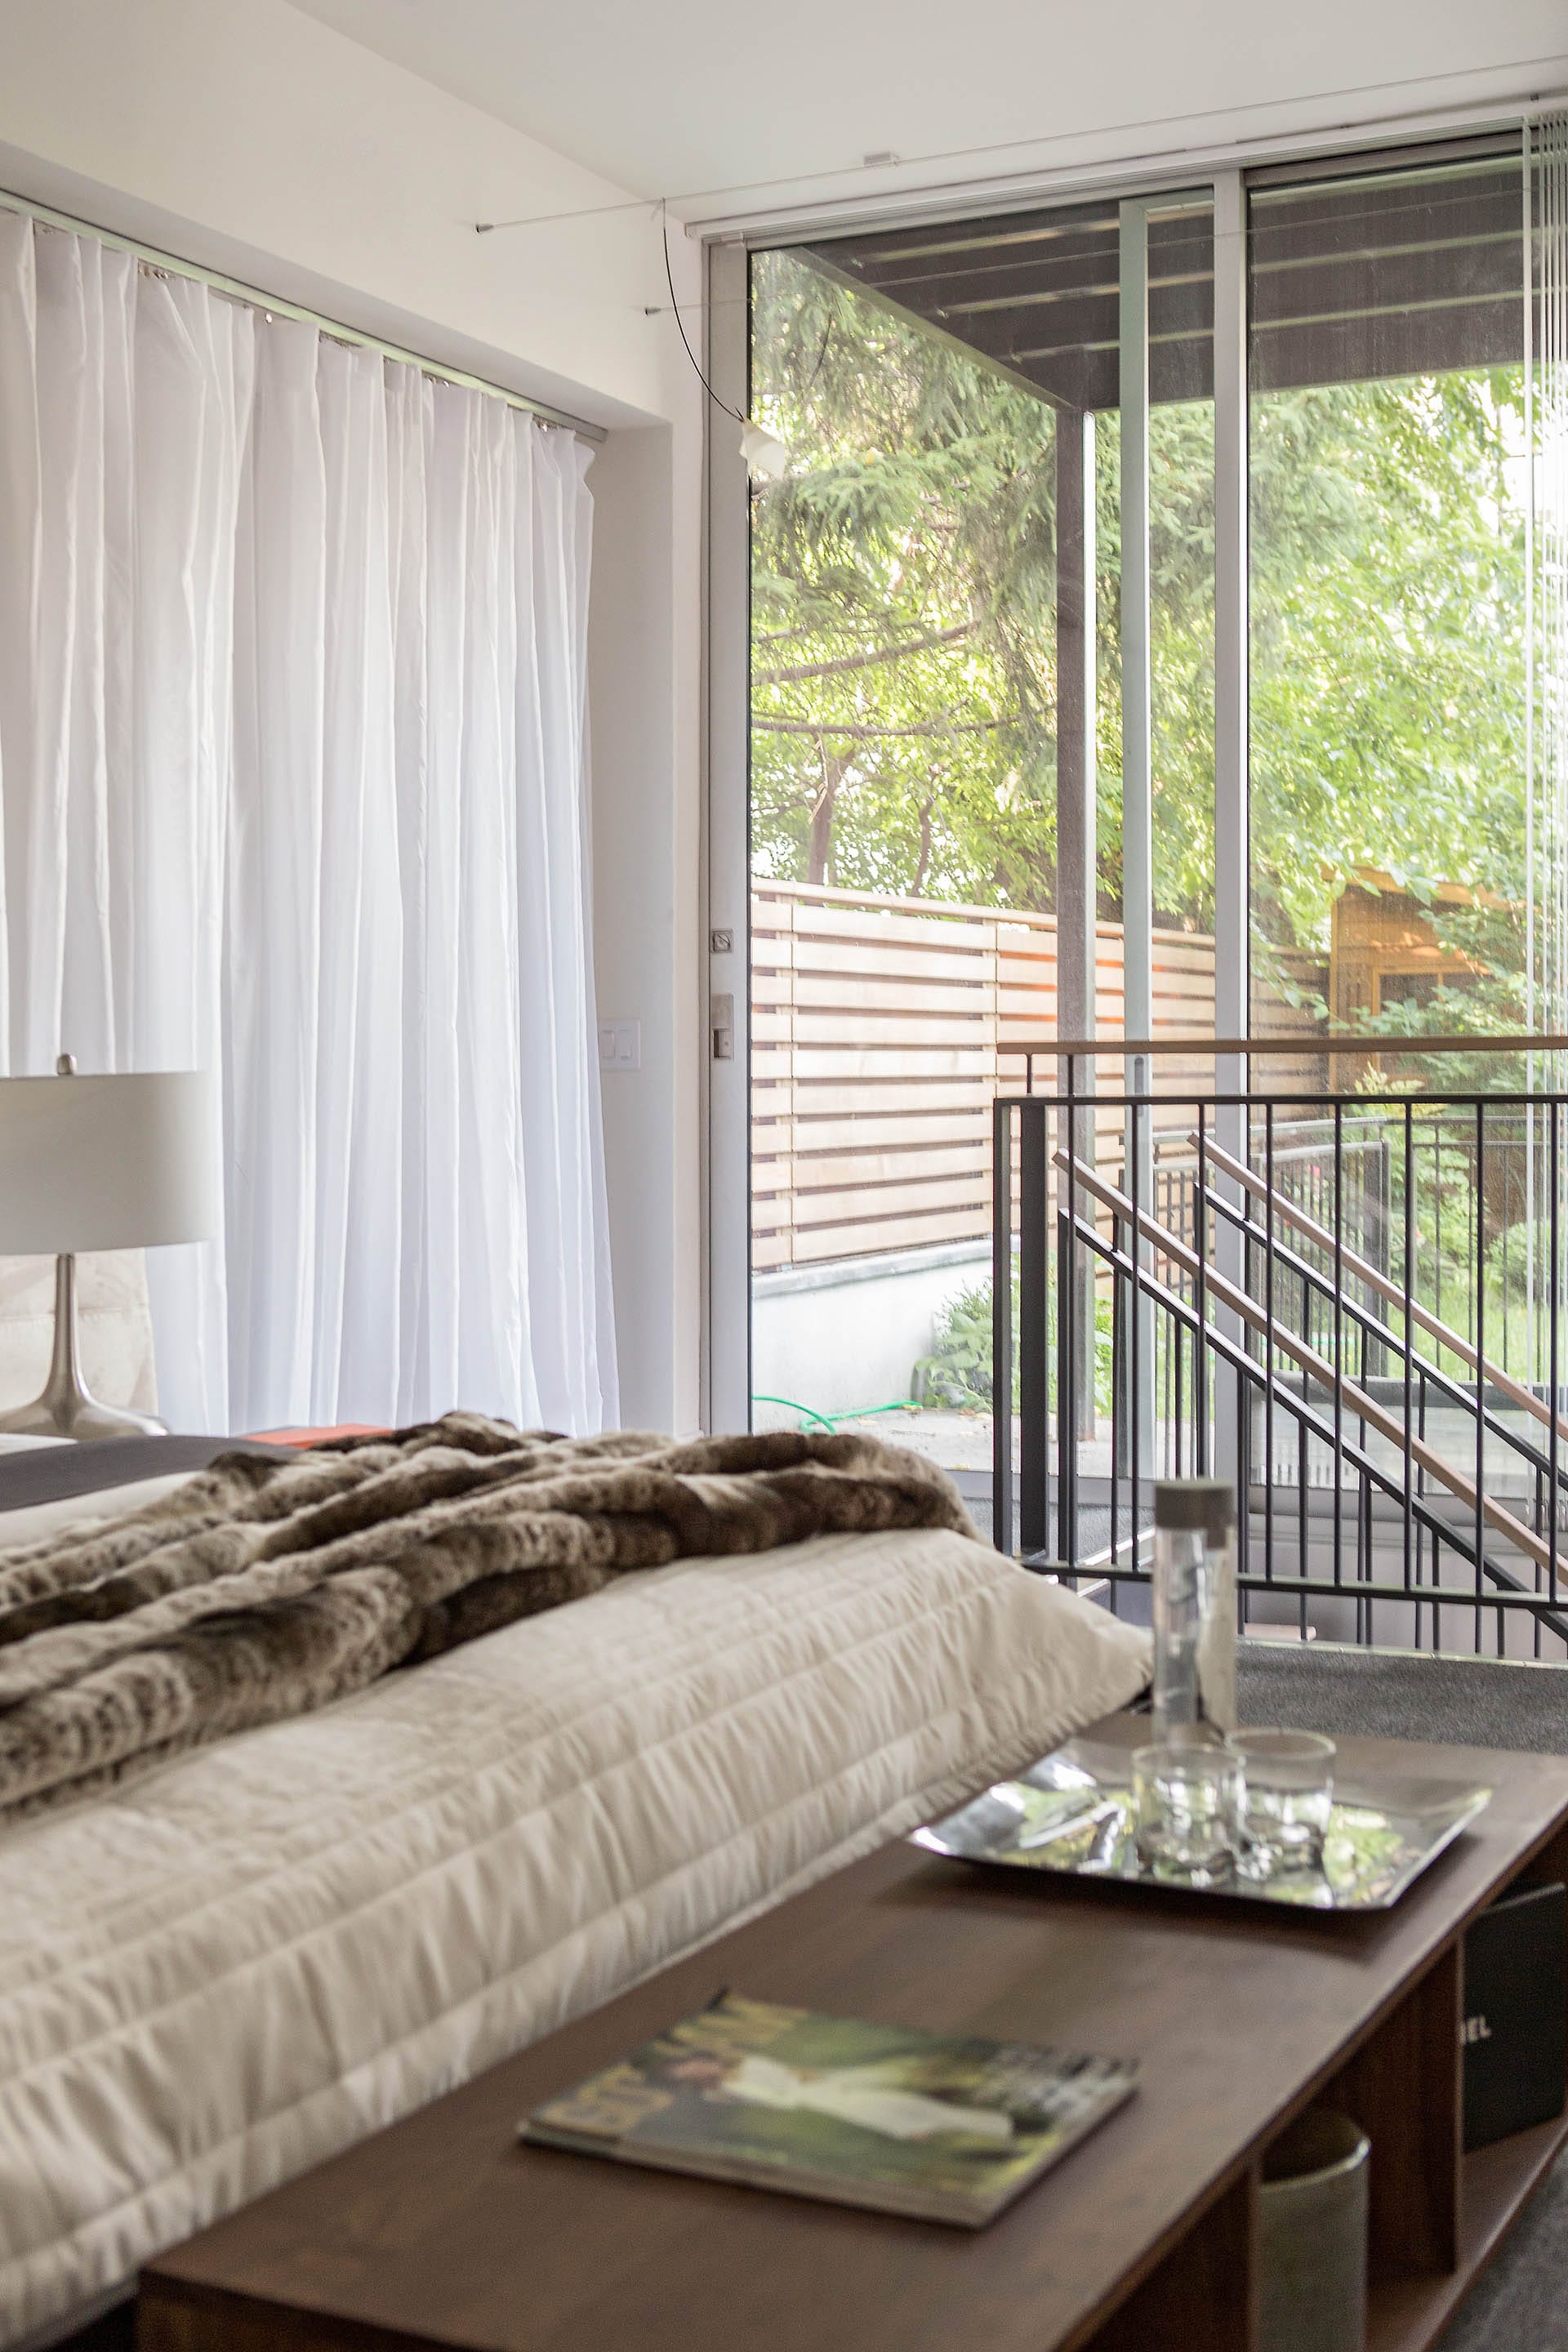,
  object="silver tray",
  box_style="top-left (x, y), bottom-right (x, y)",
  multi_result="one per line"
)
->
top-left (912, 1719), bottom-right (1491, 1910)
